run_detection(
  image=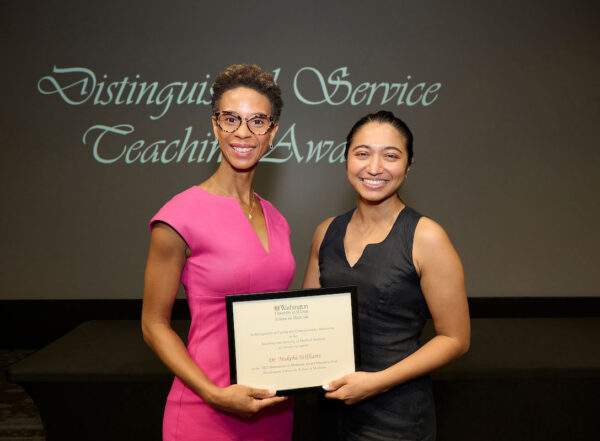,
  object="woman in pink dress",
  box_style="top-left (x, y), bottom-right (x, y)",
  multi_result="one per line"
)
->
top-left (142, 64), bottom-right (295, 441)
